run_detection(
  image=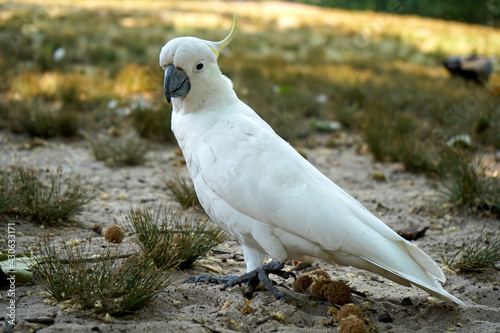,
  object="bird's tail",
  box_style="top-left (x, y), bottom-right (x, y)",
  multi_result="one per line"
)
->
top-left (329, 237), bottom-right (465, 306)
